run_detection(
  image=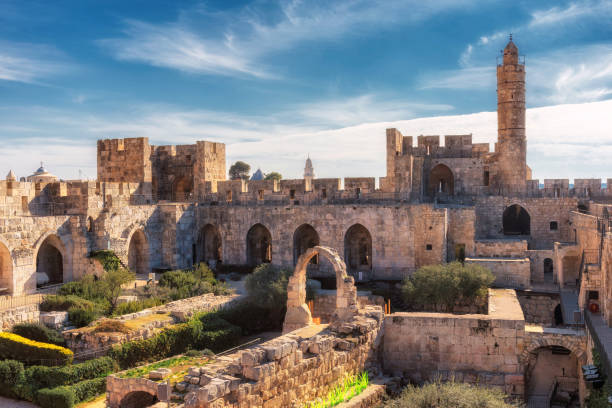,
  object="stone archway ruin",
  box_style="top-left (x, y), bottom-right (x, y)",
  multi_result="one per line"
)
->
top-left (36, 234), bottom-right (65, 286)
top-left (283, 246), bottom-right (358, 333)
